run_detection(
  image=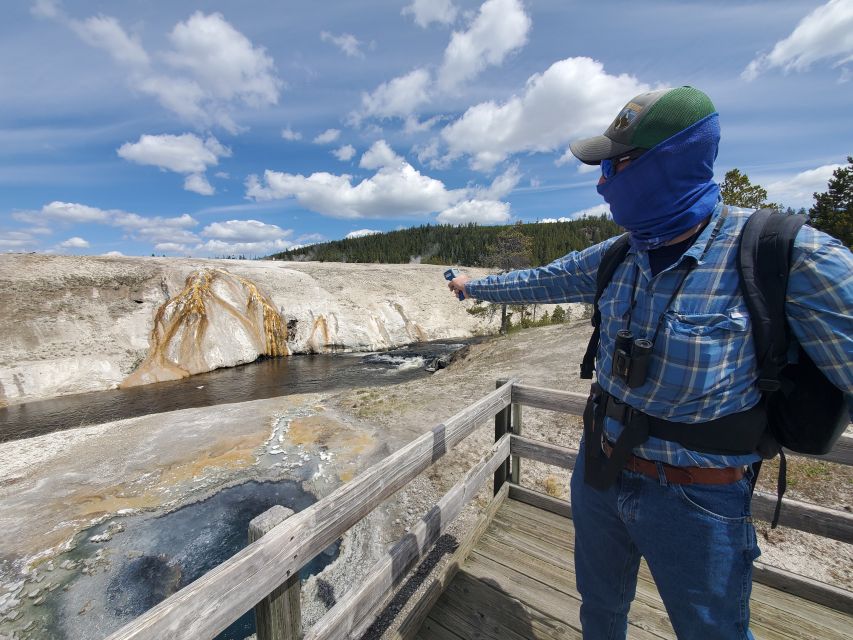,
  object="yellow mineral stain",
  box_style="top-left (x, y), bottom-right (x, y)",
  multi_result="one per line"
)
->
top-left (308, 316), bottom-right (330, 351)
top-left (287, 415), bottom-right (376, 465)
top-left (121, 269), bottom-right (289, 387)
